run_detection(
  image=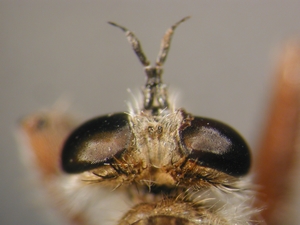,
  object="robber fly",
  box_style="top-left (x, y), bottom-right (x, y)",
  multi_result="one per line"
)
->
top-left (18, 17), bottom-right (261, 225)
